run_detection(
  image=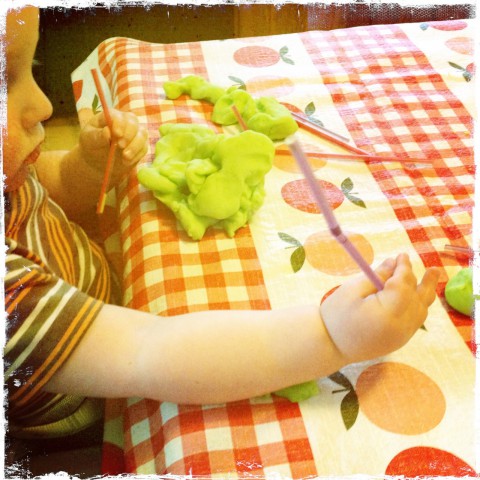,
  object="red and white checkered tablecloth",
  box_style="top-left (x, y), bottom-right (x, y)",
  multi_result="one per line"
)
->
top-left (72, 19), bottom-right (477, 478)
